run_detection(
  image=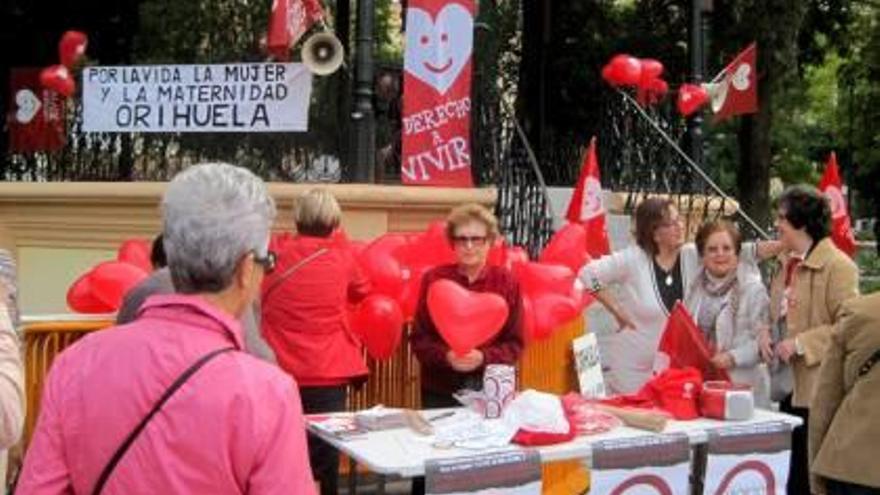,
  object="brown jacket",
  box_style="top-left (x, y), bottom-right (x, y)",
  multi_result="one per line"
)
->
top-left (769, 238), bottom-right (859, 407)
top-left (809, 293), bottom-right (880, 492)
